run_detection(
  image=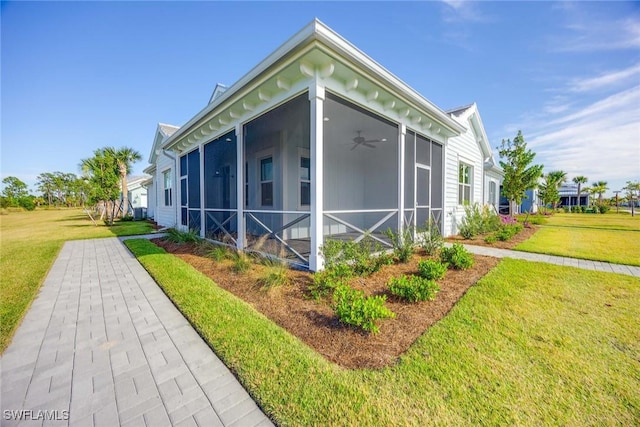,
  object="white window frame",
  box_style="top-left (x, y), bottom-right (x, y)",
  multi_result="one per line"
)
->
top-left (298, 147), bottom-right (311, 210)
top-left (259, 155), bottom-right (274, 208)
top-left (162, 169), bottom-right (172, 207)
top-left (489, 180), bottom-right (497, 207)
top-left (458, 162), bottom-right (472, 206)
